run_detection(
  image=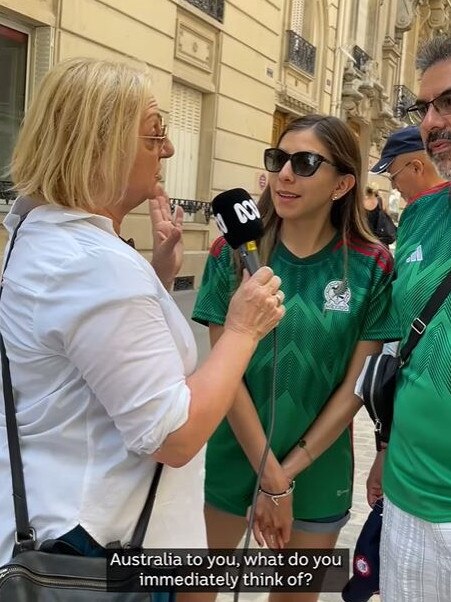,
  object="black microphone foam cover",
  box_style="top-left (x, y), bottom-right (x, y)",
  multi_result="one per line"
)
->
top-left (211, 188), bottom-right (264, 249)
